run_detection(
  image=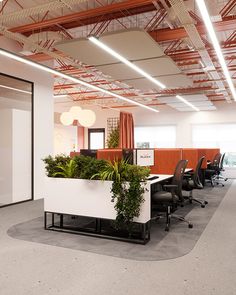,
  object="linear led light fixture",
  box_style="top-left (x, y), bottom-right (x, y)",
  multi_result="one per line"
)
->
top-left (176, 95), bottom-right (200, 111)
top-left (196, 0), bottom-right (236, 101)
top-left (53, 94), bottom-right (69, 98)
top-left (88, 36), bottom-right (166, 90)
top-left (0, 84), bottom-right (31, 94)
top-left (0, 48), bottom-right (159, 113)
